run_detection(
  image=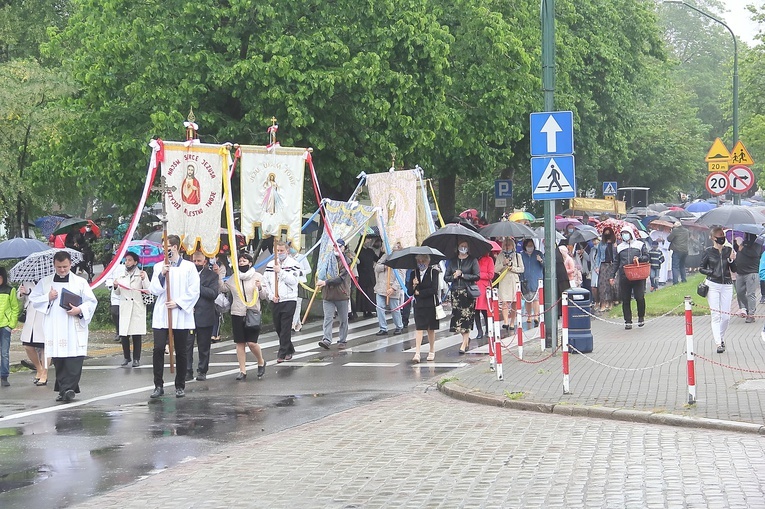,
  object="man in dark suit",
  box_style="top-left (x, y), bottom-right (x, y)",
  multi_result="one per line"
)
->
top-left (187, 250), bottom-right (221, 381)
